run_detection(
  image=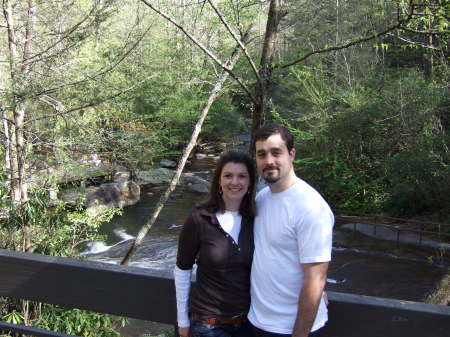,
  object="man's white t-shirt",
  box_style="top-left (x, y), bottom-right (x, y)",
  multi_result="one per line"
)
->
top-left (248, 177), bottom-right (334, 334)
